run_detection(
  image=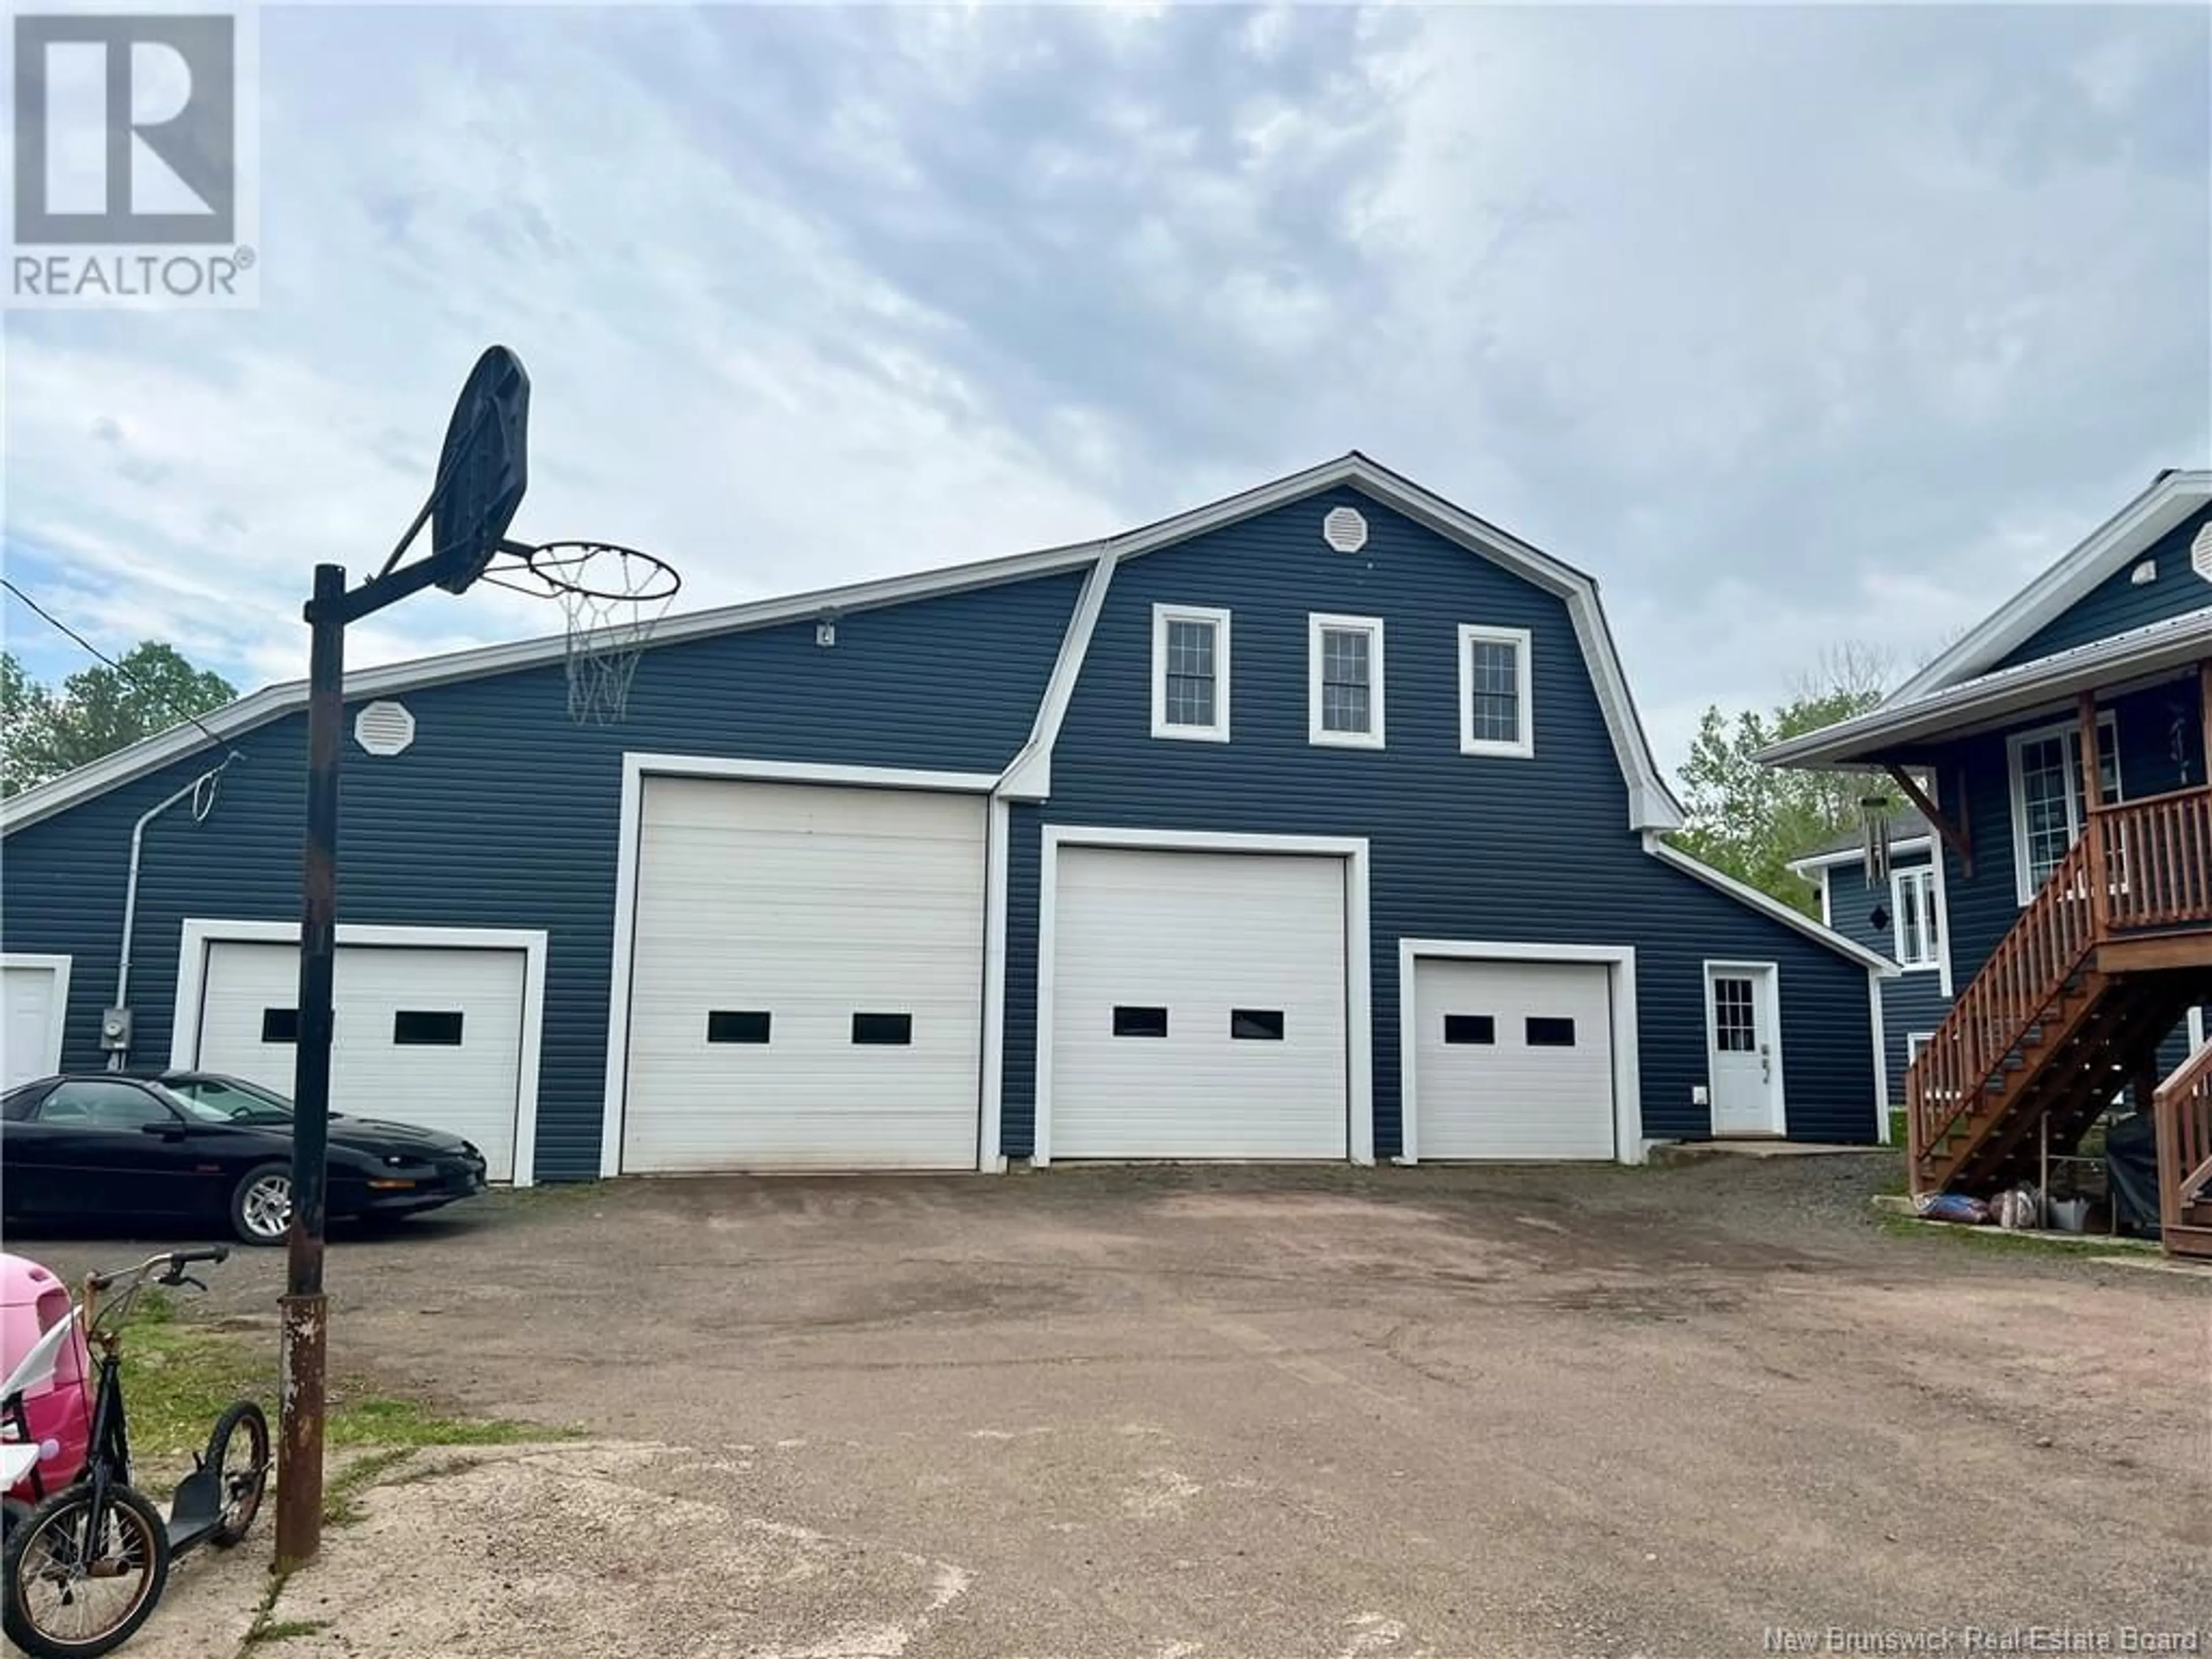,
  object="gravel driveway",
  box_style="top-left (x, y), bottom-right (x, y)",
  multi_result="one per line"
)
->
top-left (19, 1156), bottom-right (2210, 1657)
